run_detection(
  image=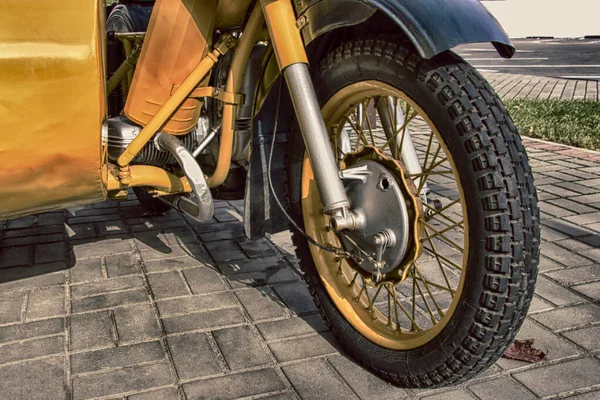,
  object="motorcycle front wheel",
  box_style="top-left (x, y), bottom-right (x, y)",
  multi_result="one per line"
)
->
top-left (286, 38), bottom-right (540, 387)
